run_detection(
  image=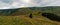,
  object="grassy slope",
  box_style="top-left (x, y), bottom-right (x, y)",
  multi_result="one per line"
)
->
top-left (0, 7), bottom-right (60, 25)
top-left (0, 15), bottom-right (58, 25)
top-left (0, 11), bottom-right (59, 25)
